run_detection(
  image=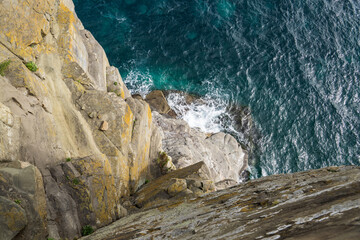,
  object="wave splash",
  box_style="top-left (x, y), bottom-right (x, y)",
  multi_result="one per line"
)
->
top-left (167, 92), bottom-right (230, 134)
